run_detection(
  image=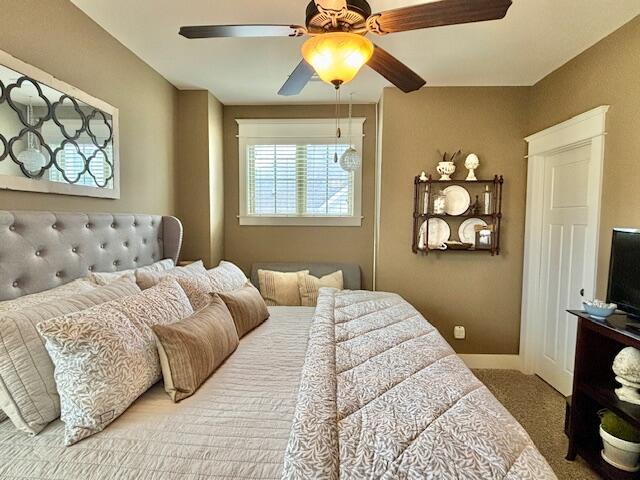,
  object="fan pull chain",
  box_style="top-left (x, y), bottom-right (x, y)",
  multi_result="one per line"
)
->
top-left (334, 86), bottom-right (341, 163)
top-left (348, 93), bottom-right (354, 147)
